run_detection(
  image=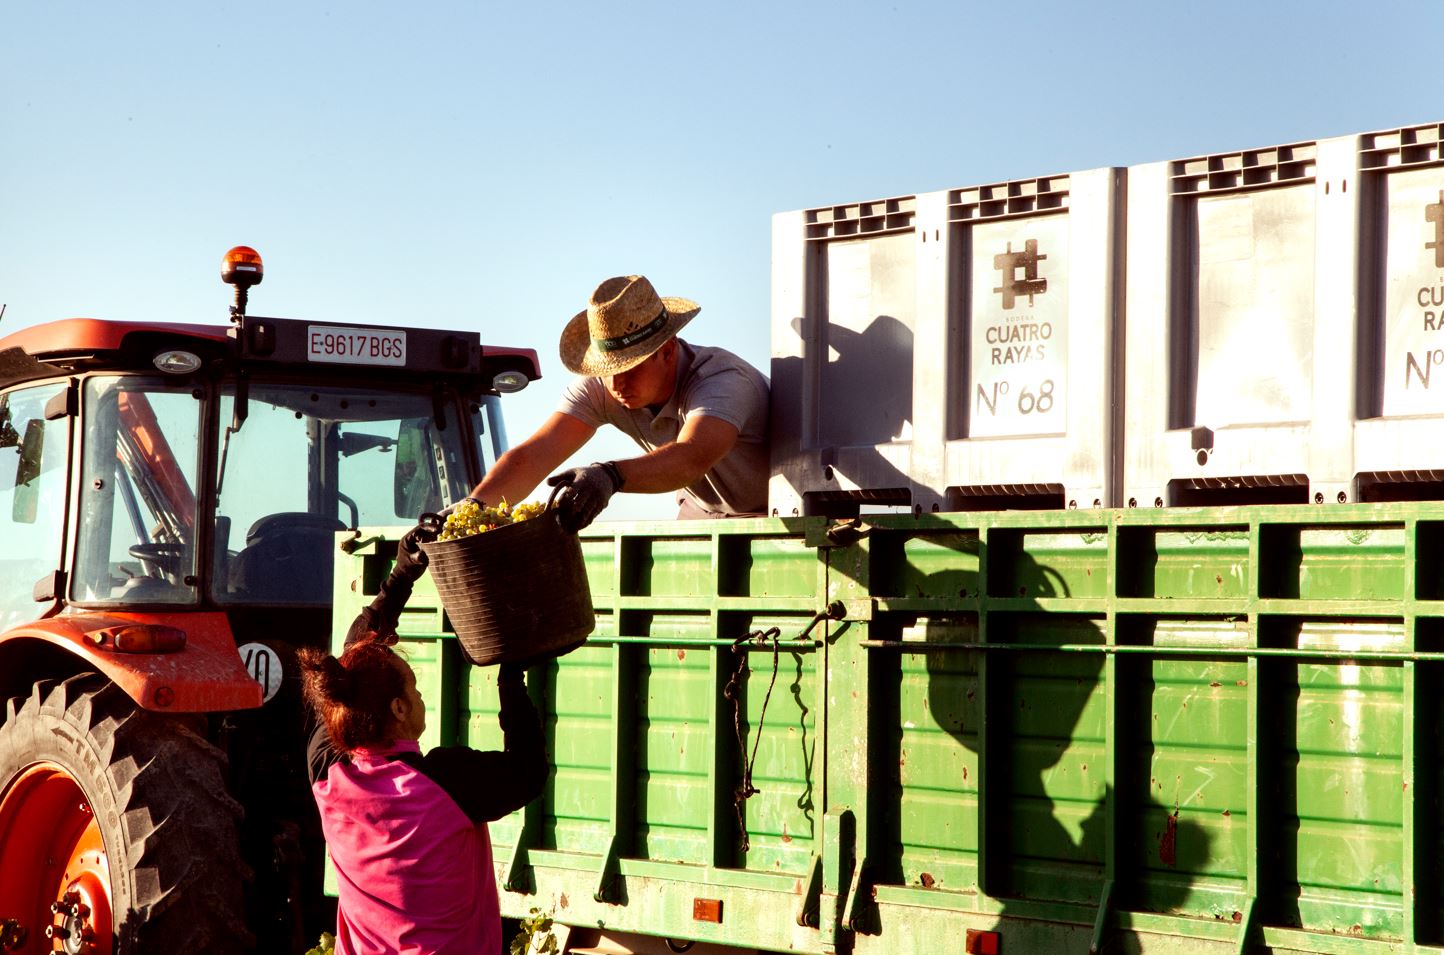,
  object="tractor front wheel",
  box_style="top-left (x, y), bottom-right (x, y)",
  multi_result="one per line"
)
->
top-left (0, 674), bottom-right (250, 953)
